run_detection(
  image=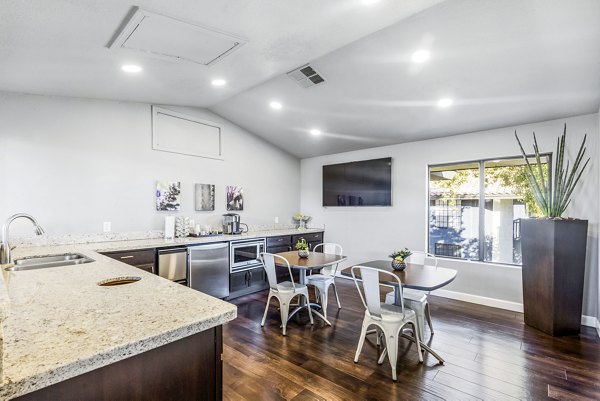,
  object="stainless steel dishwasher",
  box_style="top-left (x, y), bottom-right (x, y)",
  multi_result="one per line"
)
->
top-left (188, 242), bottom-right (230, 299)
top-left (157, 247), bottom-right (188, 285)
